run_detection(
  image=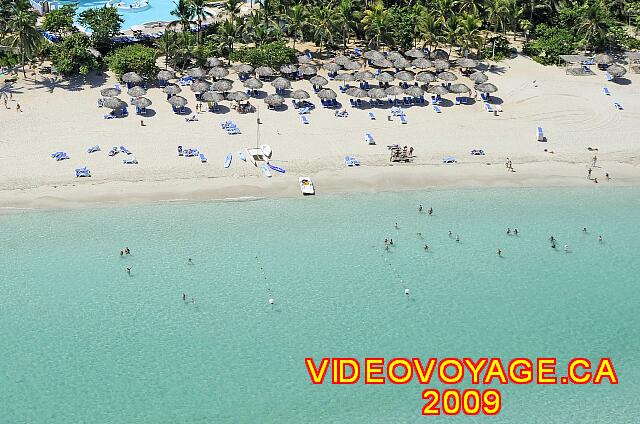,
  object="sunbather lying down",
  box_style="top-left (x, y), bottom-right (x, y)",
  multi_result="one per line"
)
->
top-left (587, 147), bottom-right (599, 151)
top-left (186, 115), bottom-right (198, 122)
